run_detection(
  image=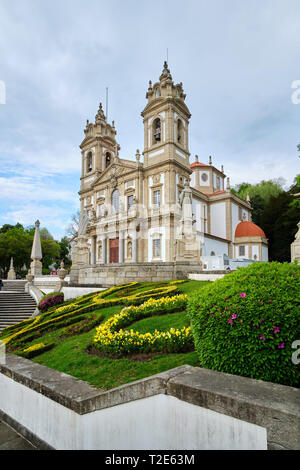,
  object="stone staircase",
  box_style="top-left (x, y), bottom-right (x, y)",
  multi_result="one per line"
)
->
top-left (0, 281), bottom-right (37, 331)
